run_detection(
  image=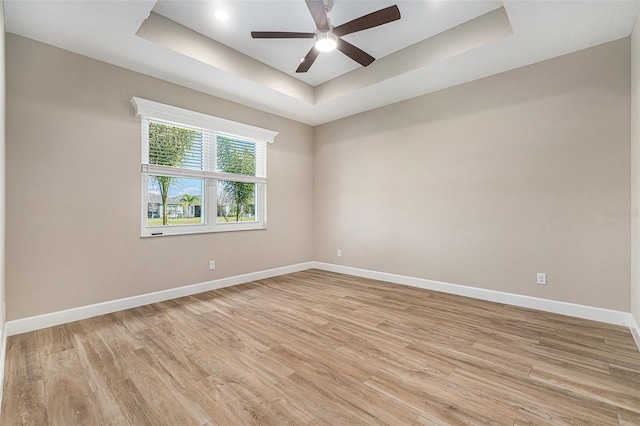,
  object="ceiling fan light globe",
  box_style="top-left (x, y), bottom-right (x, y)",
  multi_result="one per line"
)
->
top-left (315, 34), bottom-right (338, 52)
